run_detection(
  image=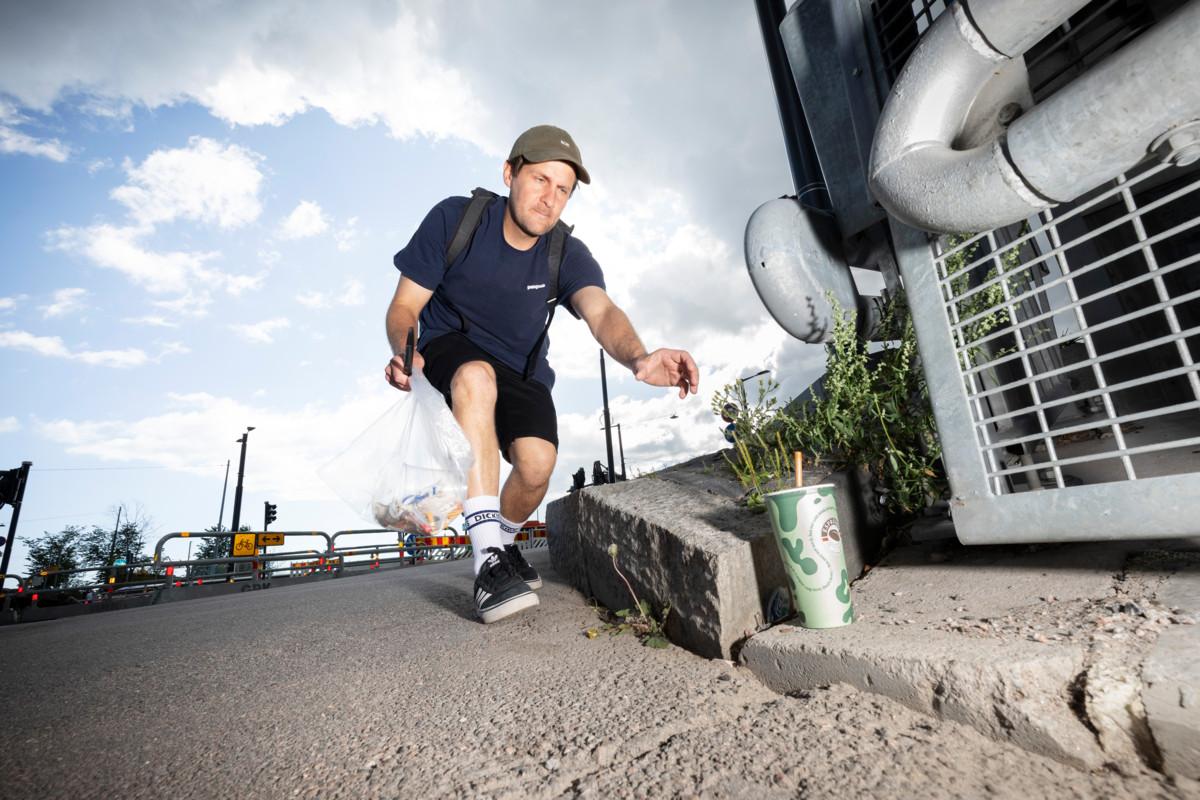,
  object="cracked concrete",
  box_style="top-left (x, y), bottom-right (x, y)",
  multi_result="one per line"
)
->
top-left (549, 456), bottom-right (1200, 780)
